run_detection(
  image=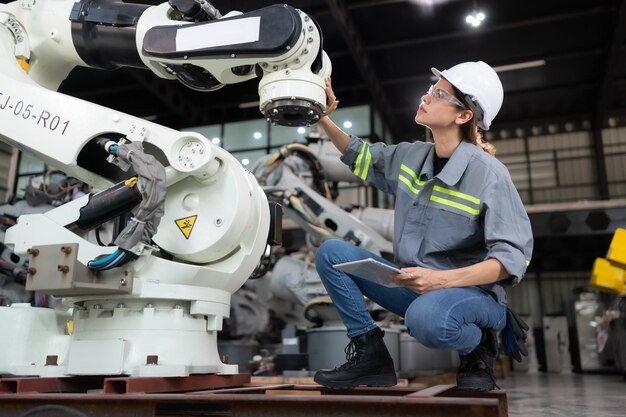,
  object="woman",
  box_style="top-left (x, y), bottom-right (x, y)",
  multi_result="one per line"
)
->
top-left (313, 61), bottom-right (533, 391)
